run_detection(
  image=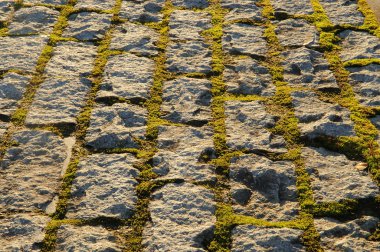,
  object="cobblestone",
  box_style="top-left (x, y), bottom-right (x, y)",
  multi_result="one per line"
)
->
top-left (271, 0), bottom-right (314, 15)
top-left (119, 0), bottom-right (164, 23)
top-left (0, 1), bottom-right (14, 22)
top-left (169, 10), bottom-right (211, 41)
top-left (221, 0), bottom-right (263, 22)
top-left (338, 30), bottom-right (380, 61)
top-left (275, 19), bottom-right (319, 48)
top-left (320, 0), bottom-right (364, 26)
